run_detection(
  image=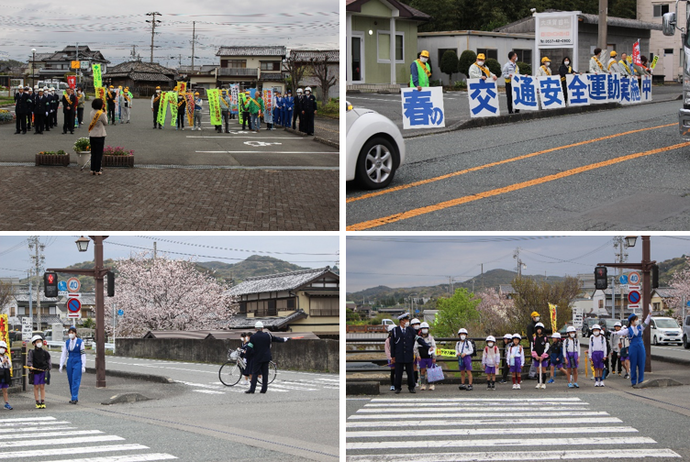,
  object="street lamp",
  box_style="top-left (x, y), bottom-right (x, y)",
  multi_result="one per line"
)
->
top-left (31, 48), bottom-right (36, 89)
top-left (75, 236), bottom-right (90, 252)
top-left (624, 236), bottom-right (638, 248)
